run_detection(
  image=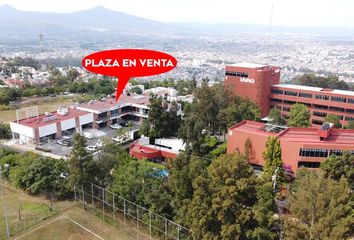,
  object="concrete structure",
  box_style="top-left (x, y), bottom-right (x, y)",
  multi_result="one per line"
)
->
top-left (224, 62), bottom-right (281, 117)
top-left (130, 137), bottom-right (185, 162)
top-left (227, 120), bottom-right (354, 173)
top-left (270, 84), bottom-right (354, 127)
top-left (10, 107), bottom-right (93, 144)
top-left (77, 93), bottom-right (150, 129)
top-left (224, 63), bottom-right (354, 126)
